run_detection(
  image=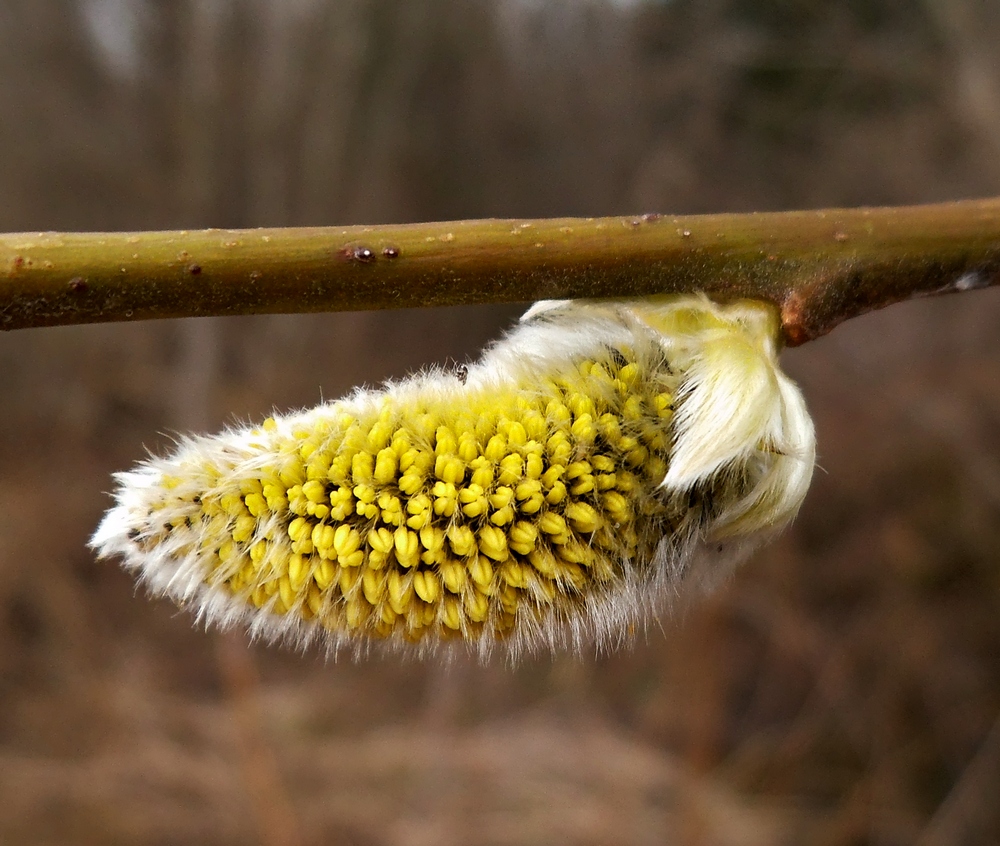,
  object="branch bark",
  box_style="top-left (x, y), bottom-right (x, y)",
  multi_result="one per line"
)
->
top-left (2, 197), bottom-right (999, 345)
